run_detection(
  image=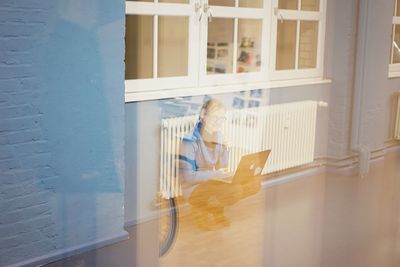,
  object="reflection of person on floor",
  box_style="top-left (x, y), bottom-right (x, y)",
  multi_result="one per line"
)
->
top-left (179, 99), bottom-right (261, 230)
